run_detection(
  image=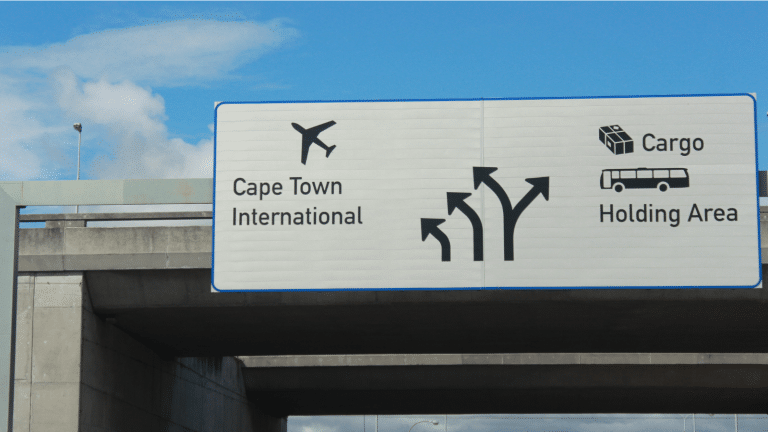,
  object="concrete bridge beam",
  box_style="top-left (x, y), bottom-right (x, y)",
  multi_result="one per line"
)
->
top-left (240, 354), bottom-right (768, 415)
top-left (12, 272), bottom-right (284, 432)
